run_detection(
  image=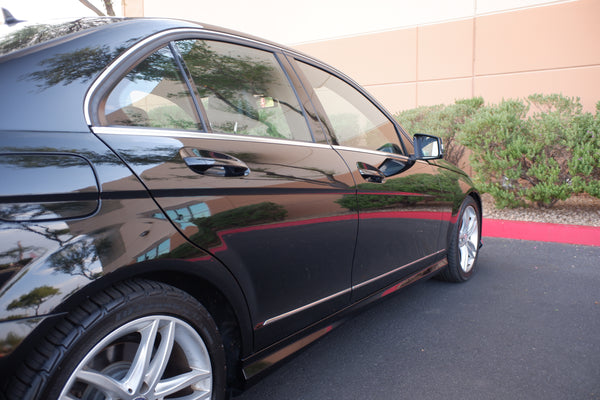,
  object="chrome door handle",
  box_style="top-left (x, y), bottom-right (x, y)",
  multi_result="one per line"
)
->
top-left (181, 149), bottom-right (250, 177)
top-left (357, 162), bottom-right (385, 183)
